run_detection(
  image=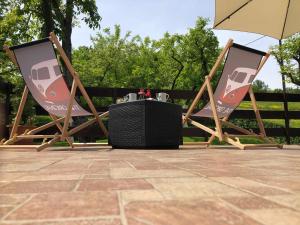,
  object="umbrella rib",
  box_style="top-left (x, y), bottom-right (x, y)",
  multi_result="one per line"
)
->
top-left (281, 0), bottom-right (291, 40)
top-left (245, 35), bottom-right (265, 46)
top-left (214, 0), bottom-right (253, 28)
